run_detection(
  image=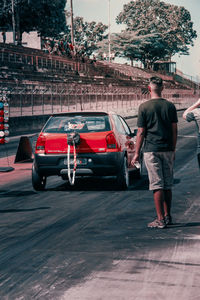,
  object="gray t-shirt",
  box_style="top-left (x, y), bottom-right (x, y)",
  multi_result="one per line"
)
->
top-left (137, 98), bottom-right (178, 152)
top-left (185, 108), bottom-right (200, 154)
